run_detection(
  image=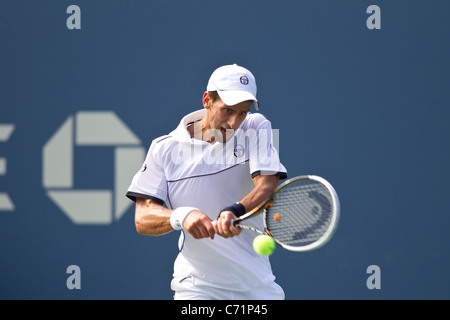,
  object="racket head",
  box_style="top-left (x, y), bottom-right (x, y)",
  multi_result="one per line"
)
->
top-left (264, 175), bottom-right (340, 252)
